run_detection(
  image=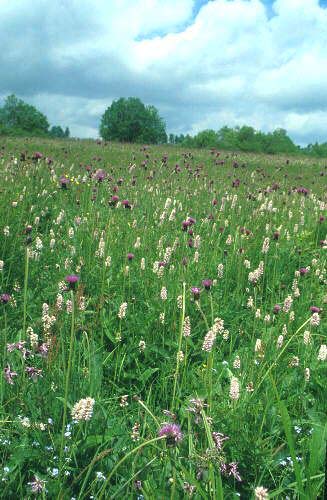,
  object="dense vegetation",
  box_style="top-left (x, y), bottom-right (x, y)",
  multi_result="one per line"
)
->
top-left (170, 127), bottom-right (297, 154)
top-left (1, 94), bottom-right (327, 156)
top-left (0, 137), bottom-right (326, 498)
top-left (49, 126), bottom-right (70, 139)
top-left (170, 127), bottom-right (327, 157)
top-left (0, 95), bottom-right (69, 139)
top-left (99, 97), bottom-right (167, 144)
